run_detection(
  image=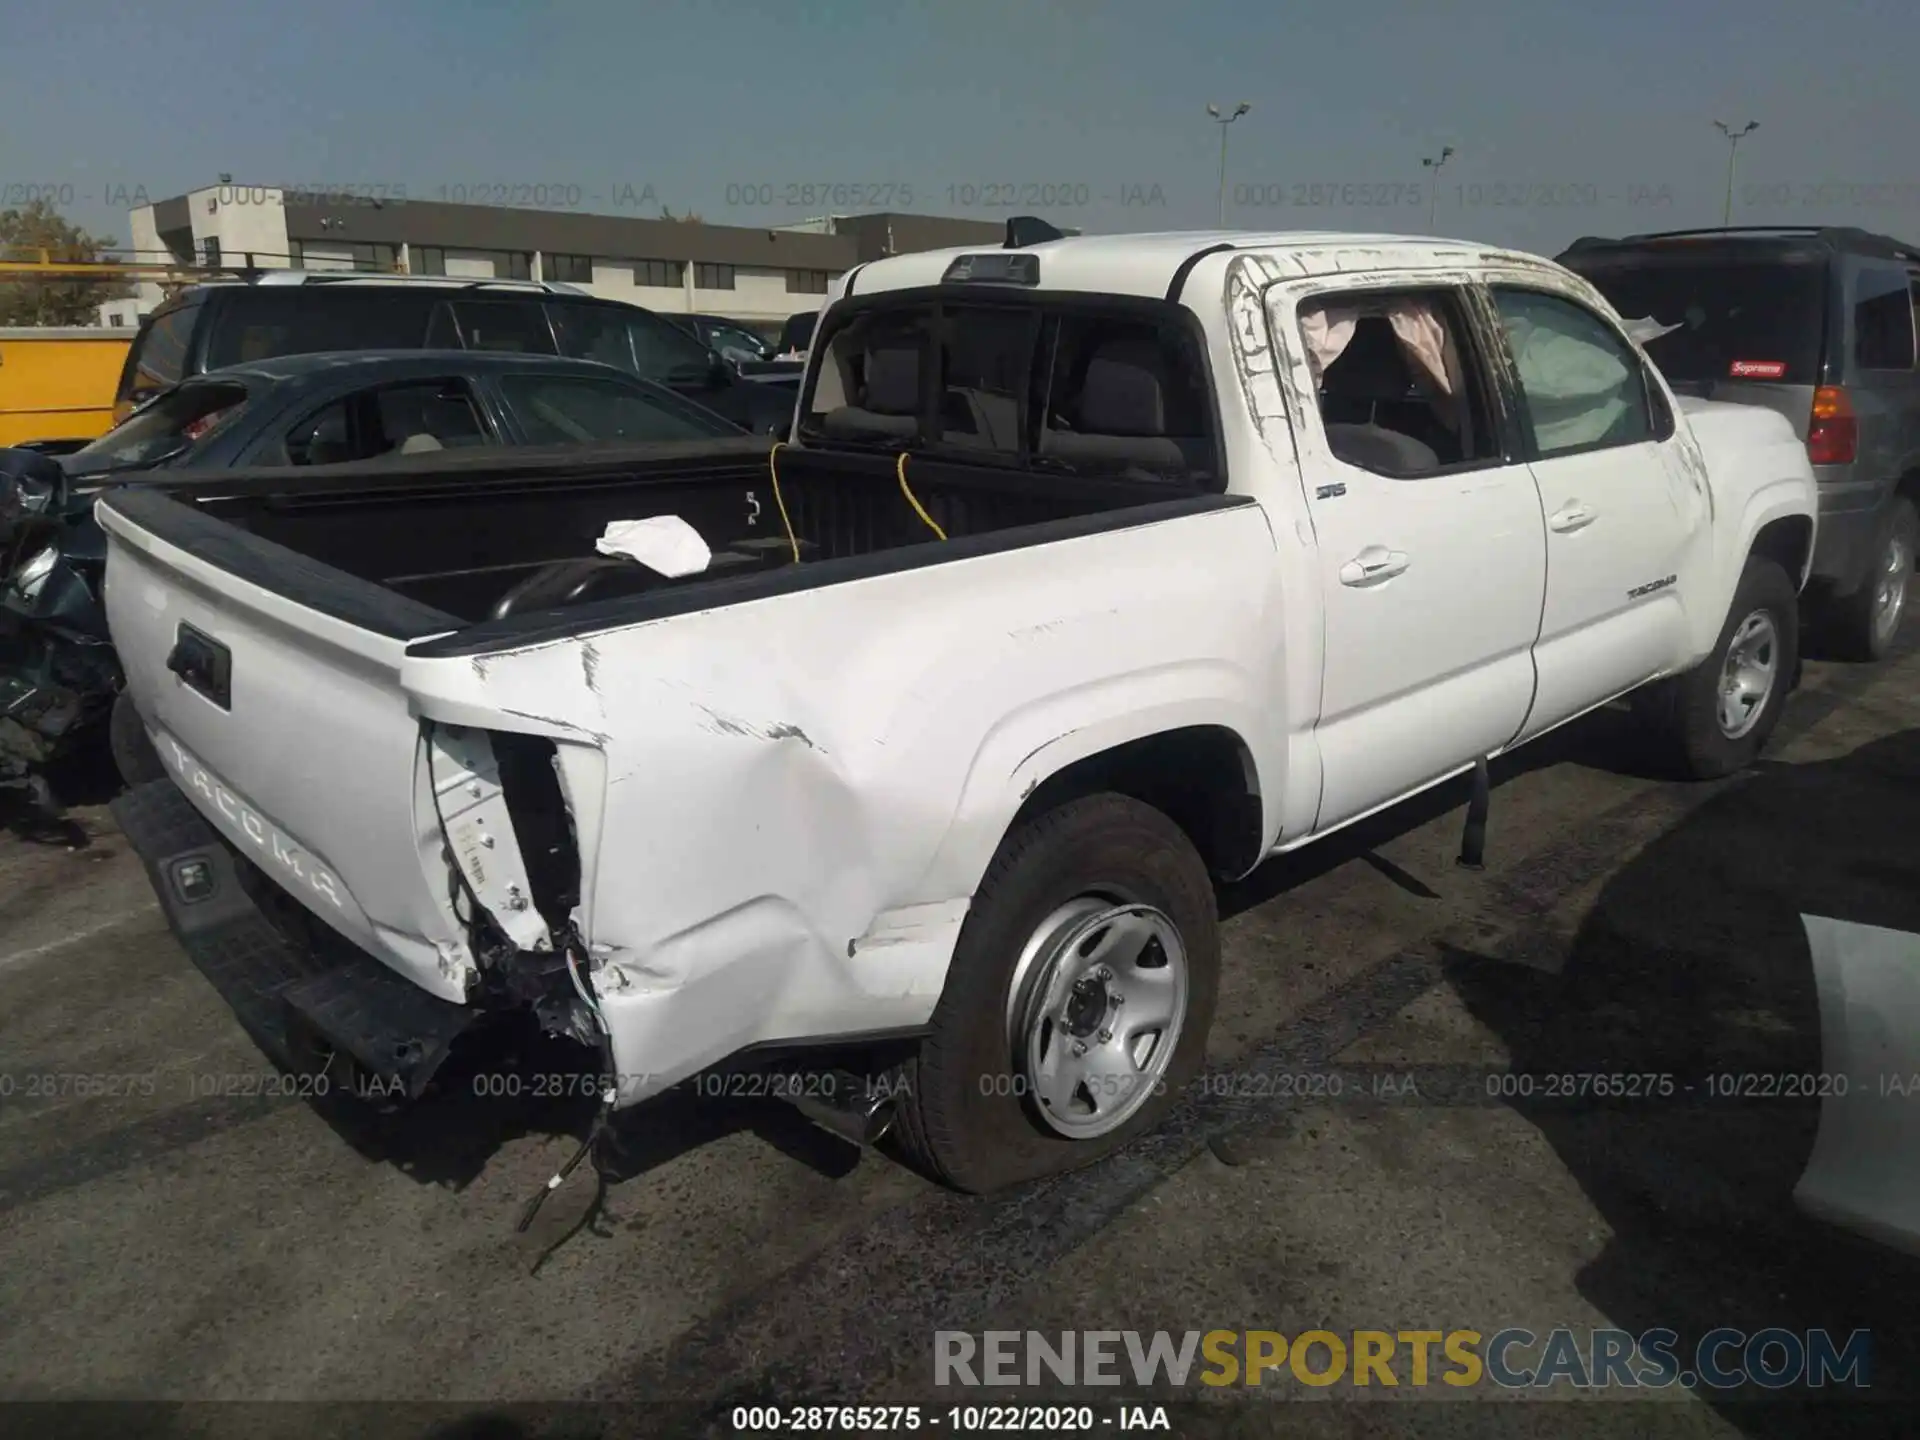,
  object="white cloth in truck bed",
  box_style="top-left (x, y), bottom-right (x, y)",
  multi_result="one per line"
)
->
top-left (595, 516), bottom-right (713, 577)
